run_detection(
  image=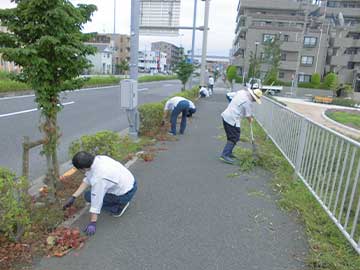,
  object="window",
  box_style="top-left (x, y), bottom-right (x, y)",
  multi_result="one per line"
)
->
top-left (263, 34), bottom-right (275, 43)
top-left (304, 37), bottom-right (317, 47)
top-left (281, 52), bottom-right (287, 61)
top-left (301, 56), bottom-right (314, 66)
top-left (283, 35), bottom-right (289, 42)
top-left (348, 62), bottom-right (355, 70)
top-left (298, 74), bottom-right (311, 83)
top-left (279, 72), bottom-right (285, 79)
